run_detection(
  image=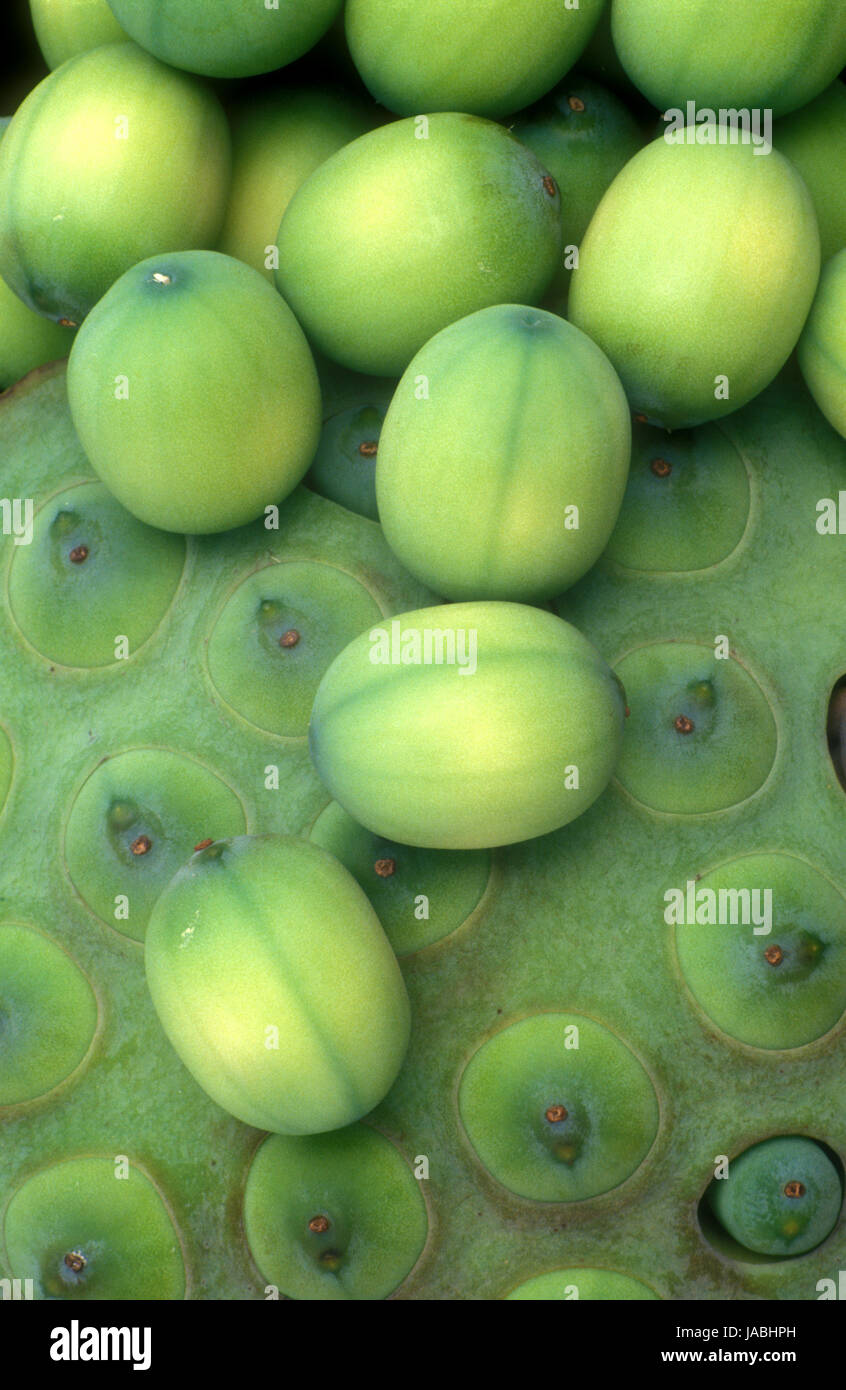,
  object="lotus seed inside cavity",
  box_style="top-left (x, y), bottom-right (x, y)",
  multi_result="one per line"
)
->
top-left (279, 629), bottom-right (300, 648)
top-left (374, 857), bottom-right (396, 878)
top-left (69, 544), bottom-right (89, 564)
top-left (131, 834), bottom-right (152, 856)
